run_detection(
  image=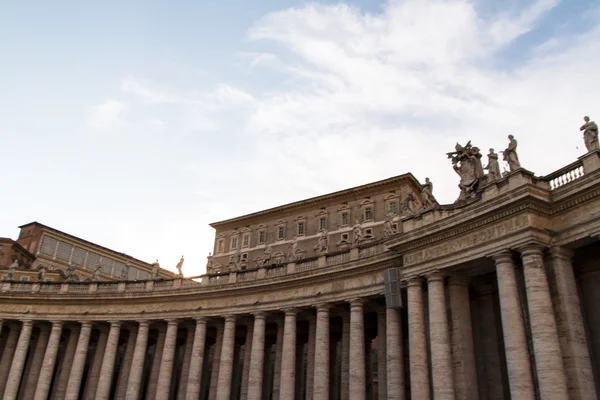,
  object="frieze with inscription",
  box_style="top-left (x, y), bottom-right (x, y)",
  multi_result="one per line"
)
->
top-left (404, 215), bottom-right (529, 266)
